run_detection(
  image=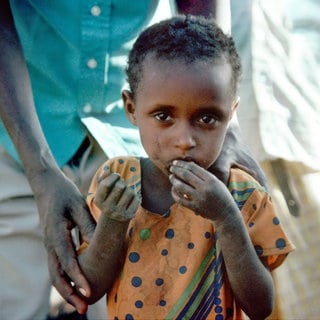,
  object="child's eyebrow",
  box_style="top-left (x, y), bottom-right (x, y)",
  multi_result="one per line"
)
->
top-left (195, 105), bottom-right (221, 112)
top-left (193, 105), bottom-right (230, 119)
top-left (148, 104), bottom-right (175, 112)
